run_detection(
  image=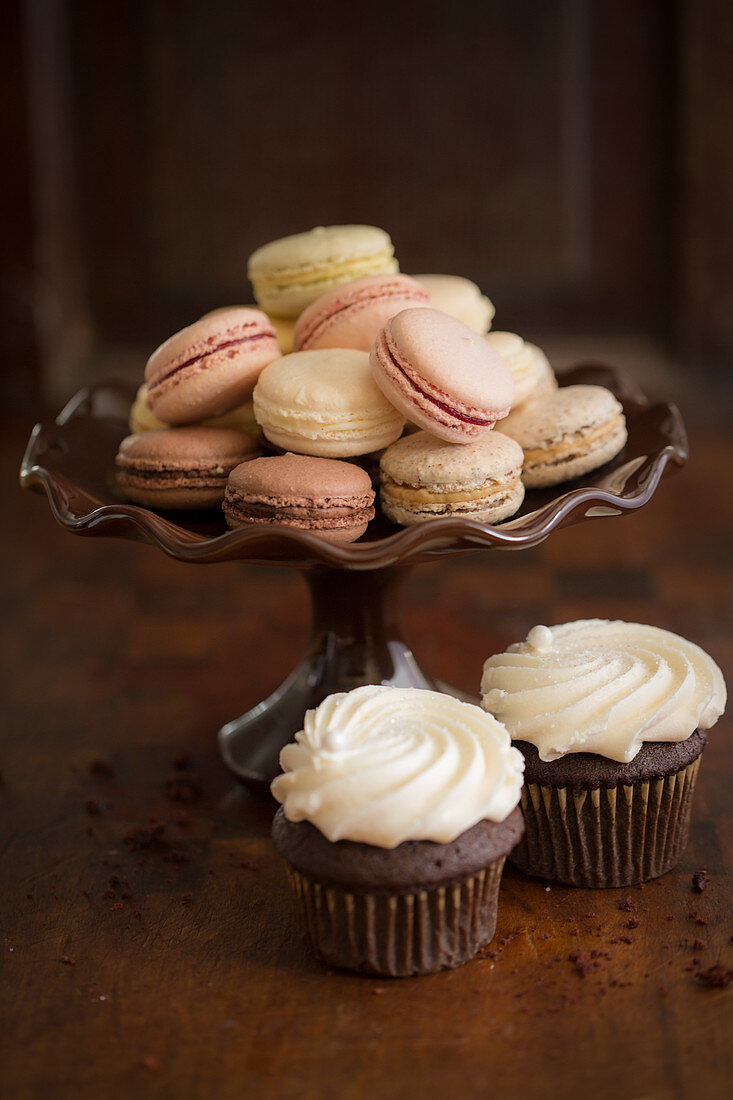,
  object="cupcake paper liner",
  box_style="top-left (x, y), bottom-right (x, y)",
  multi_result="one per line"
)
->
top-left (286, 859), bottom-right (506, 977)
top-left (511, 758), bottom-right (701, 888)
